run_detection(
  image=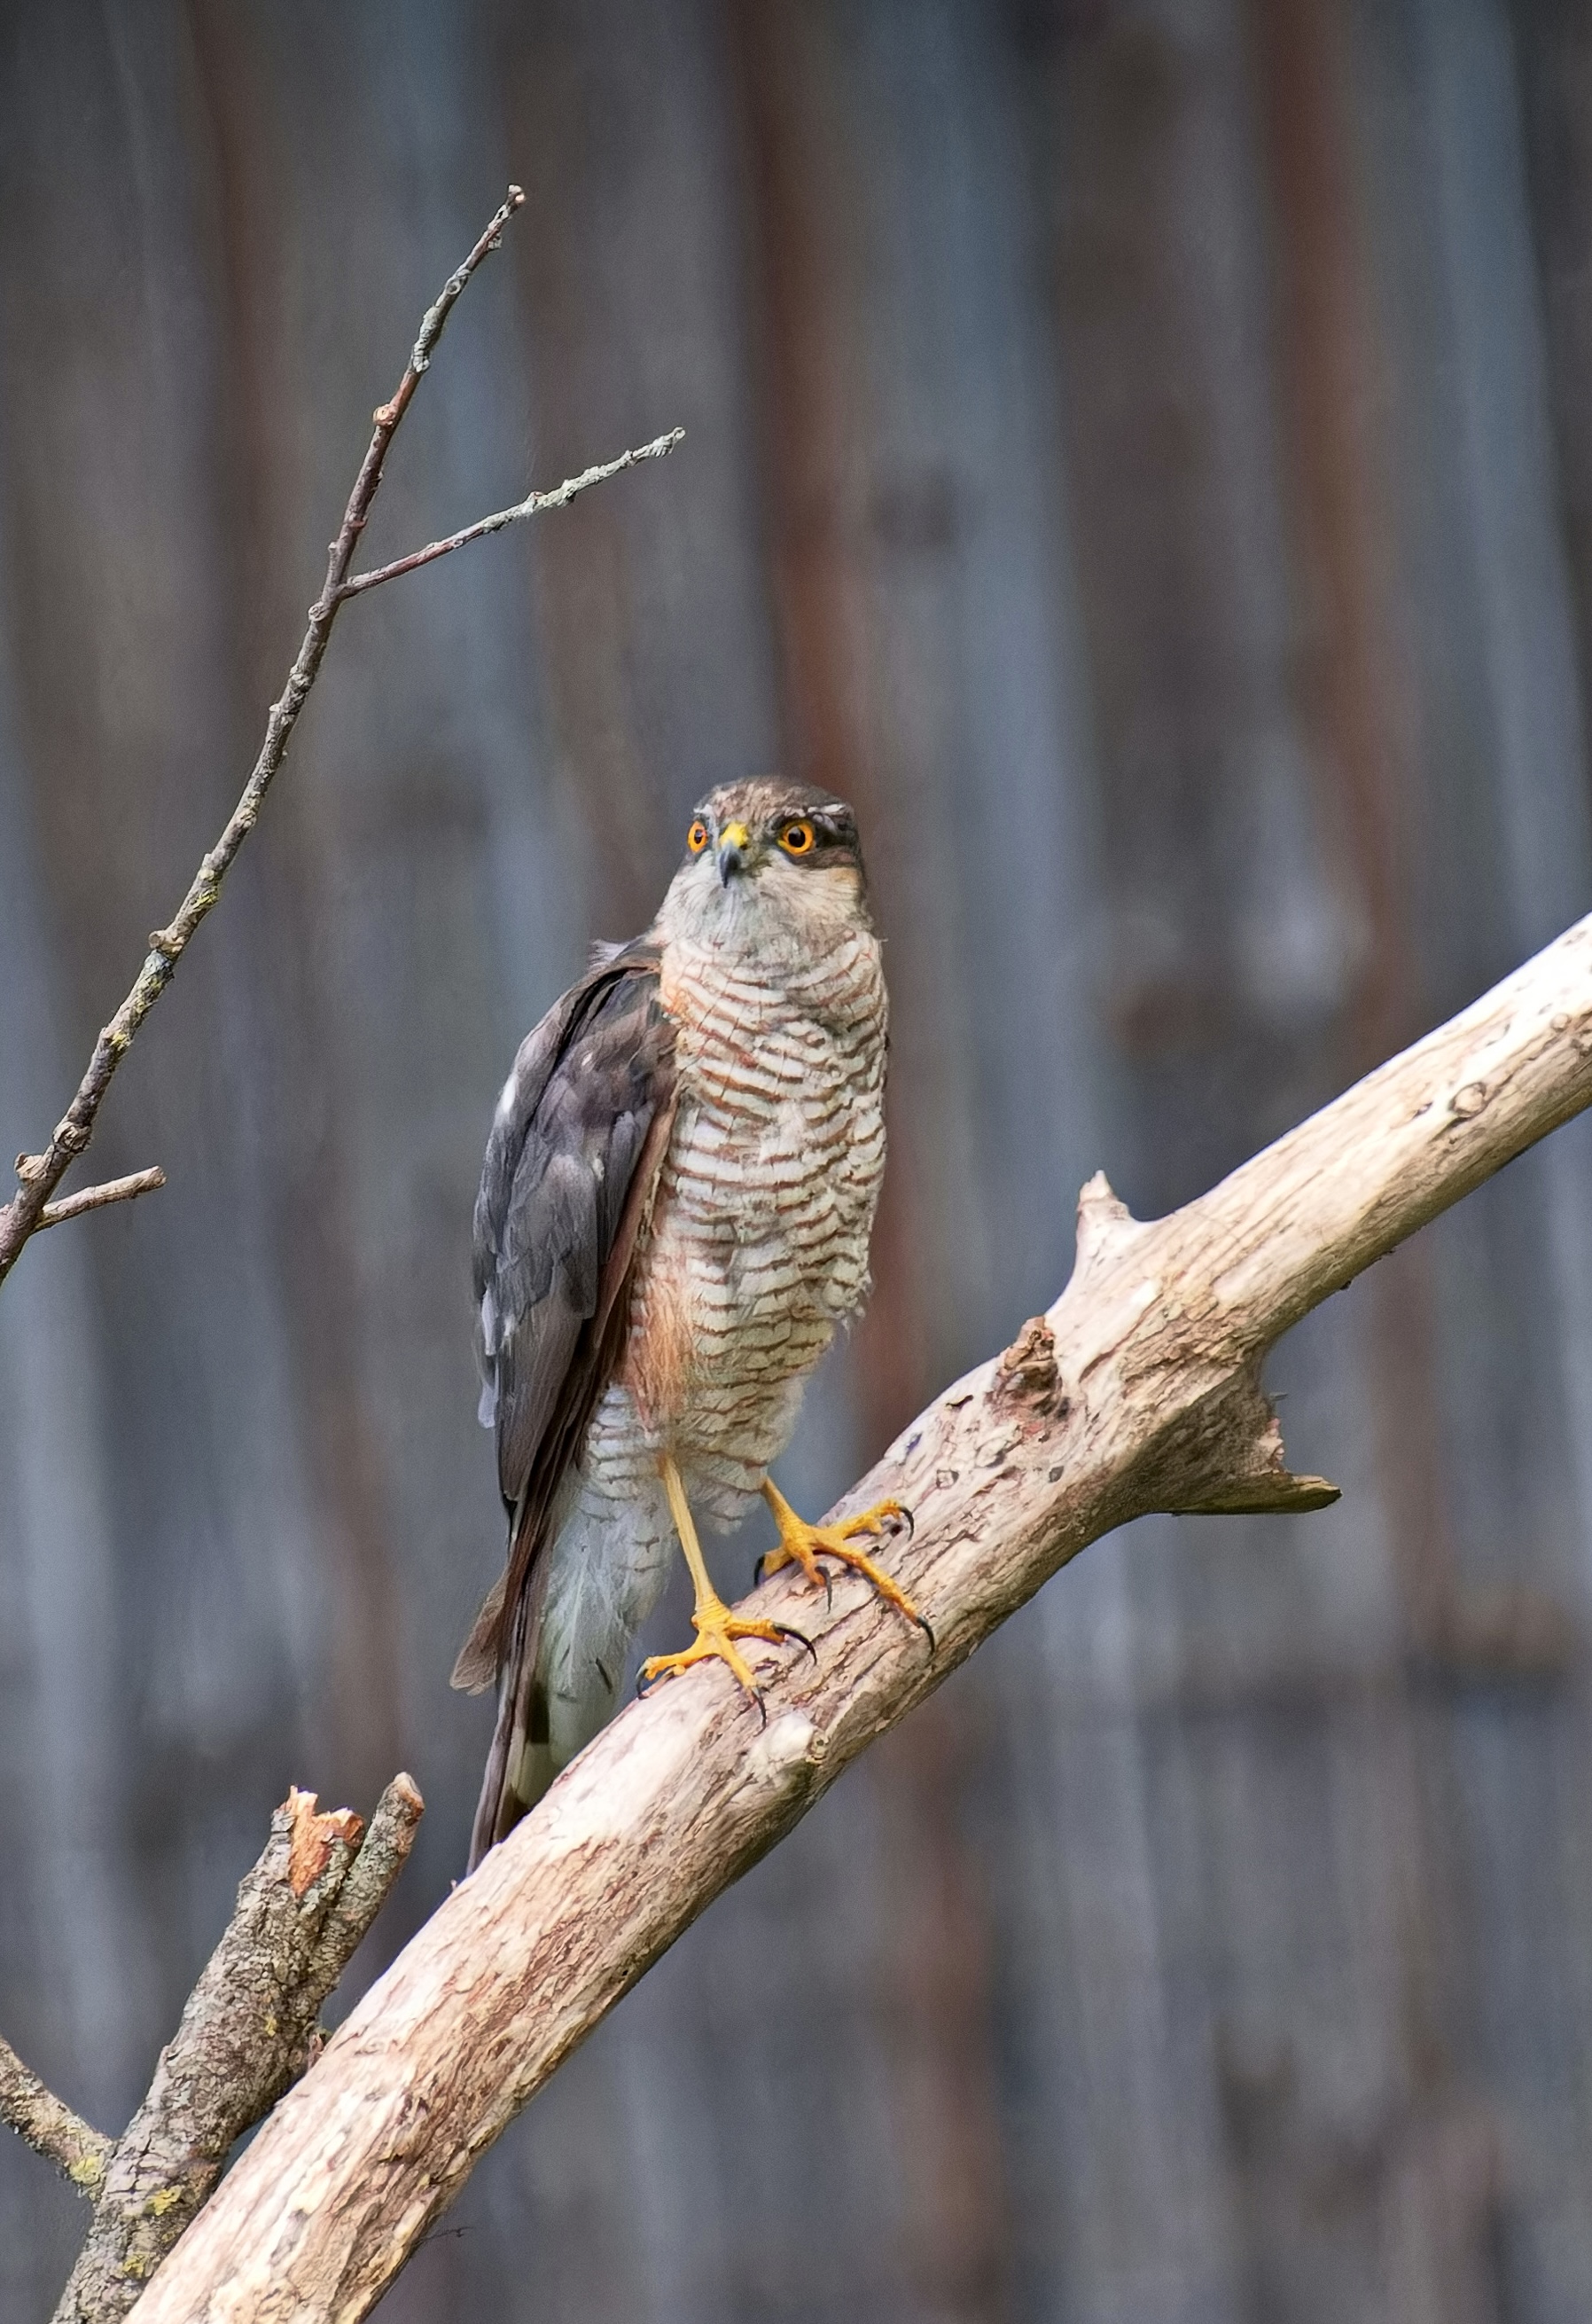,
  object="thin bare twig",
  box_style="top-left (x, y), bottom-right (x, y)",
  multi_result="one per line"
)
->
top-left (35, 1167), bottom-right (166, 1231)
top-left (0, 185), bottom-right (525, 1289)
top-left (53, 1776), bottom-right (423, 2324)
top-left (0, 187), bottom-right (675, 1291)
top-left (0, 2034), bottom-right (112, 2197)
top-left (335, 427), bottom-right (685, 599)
